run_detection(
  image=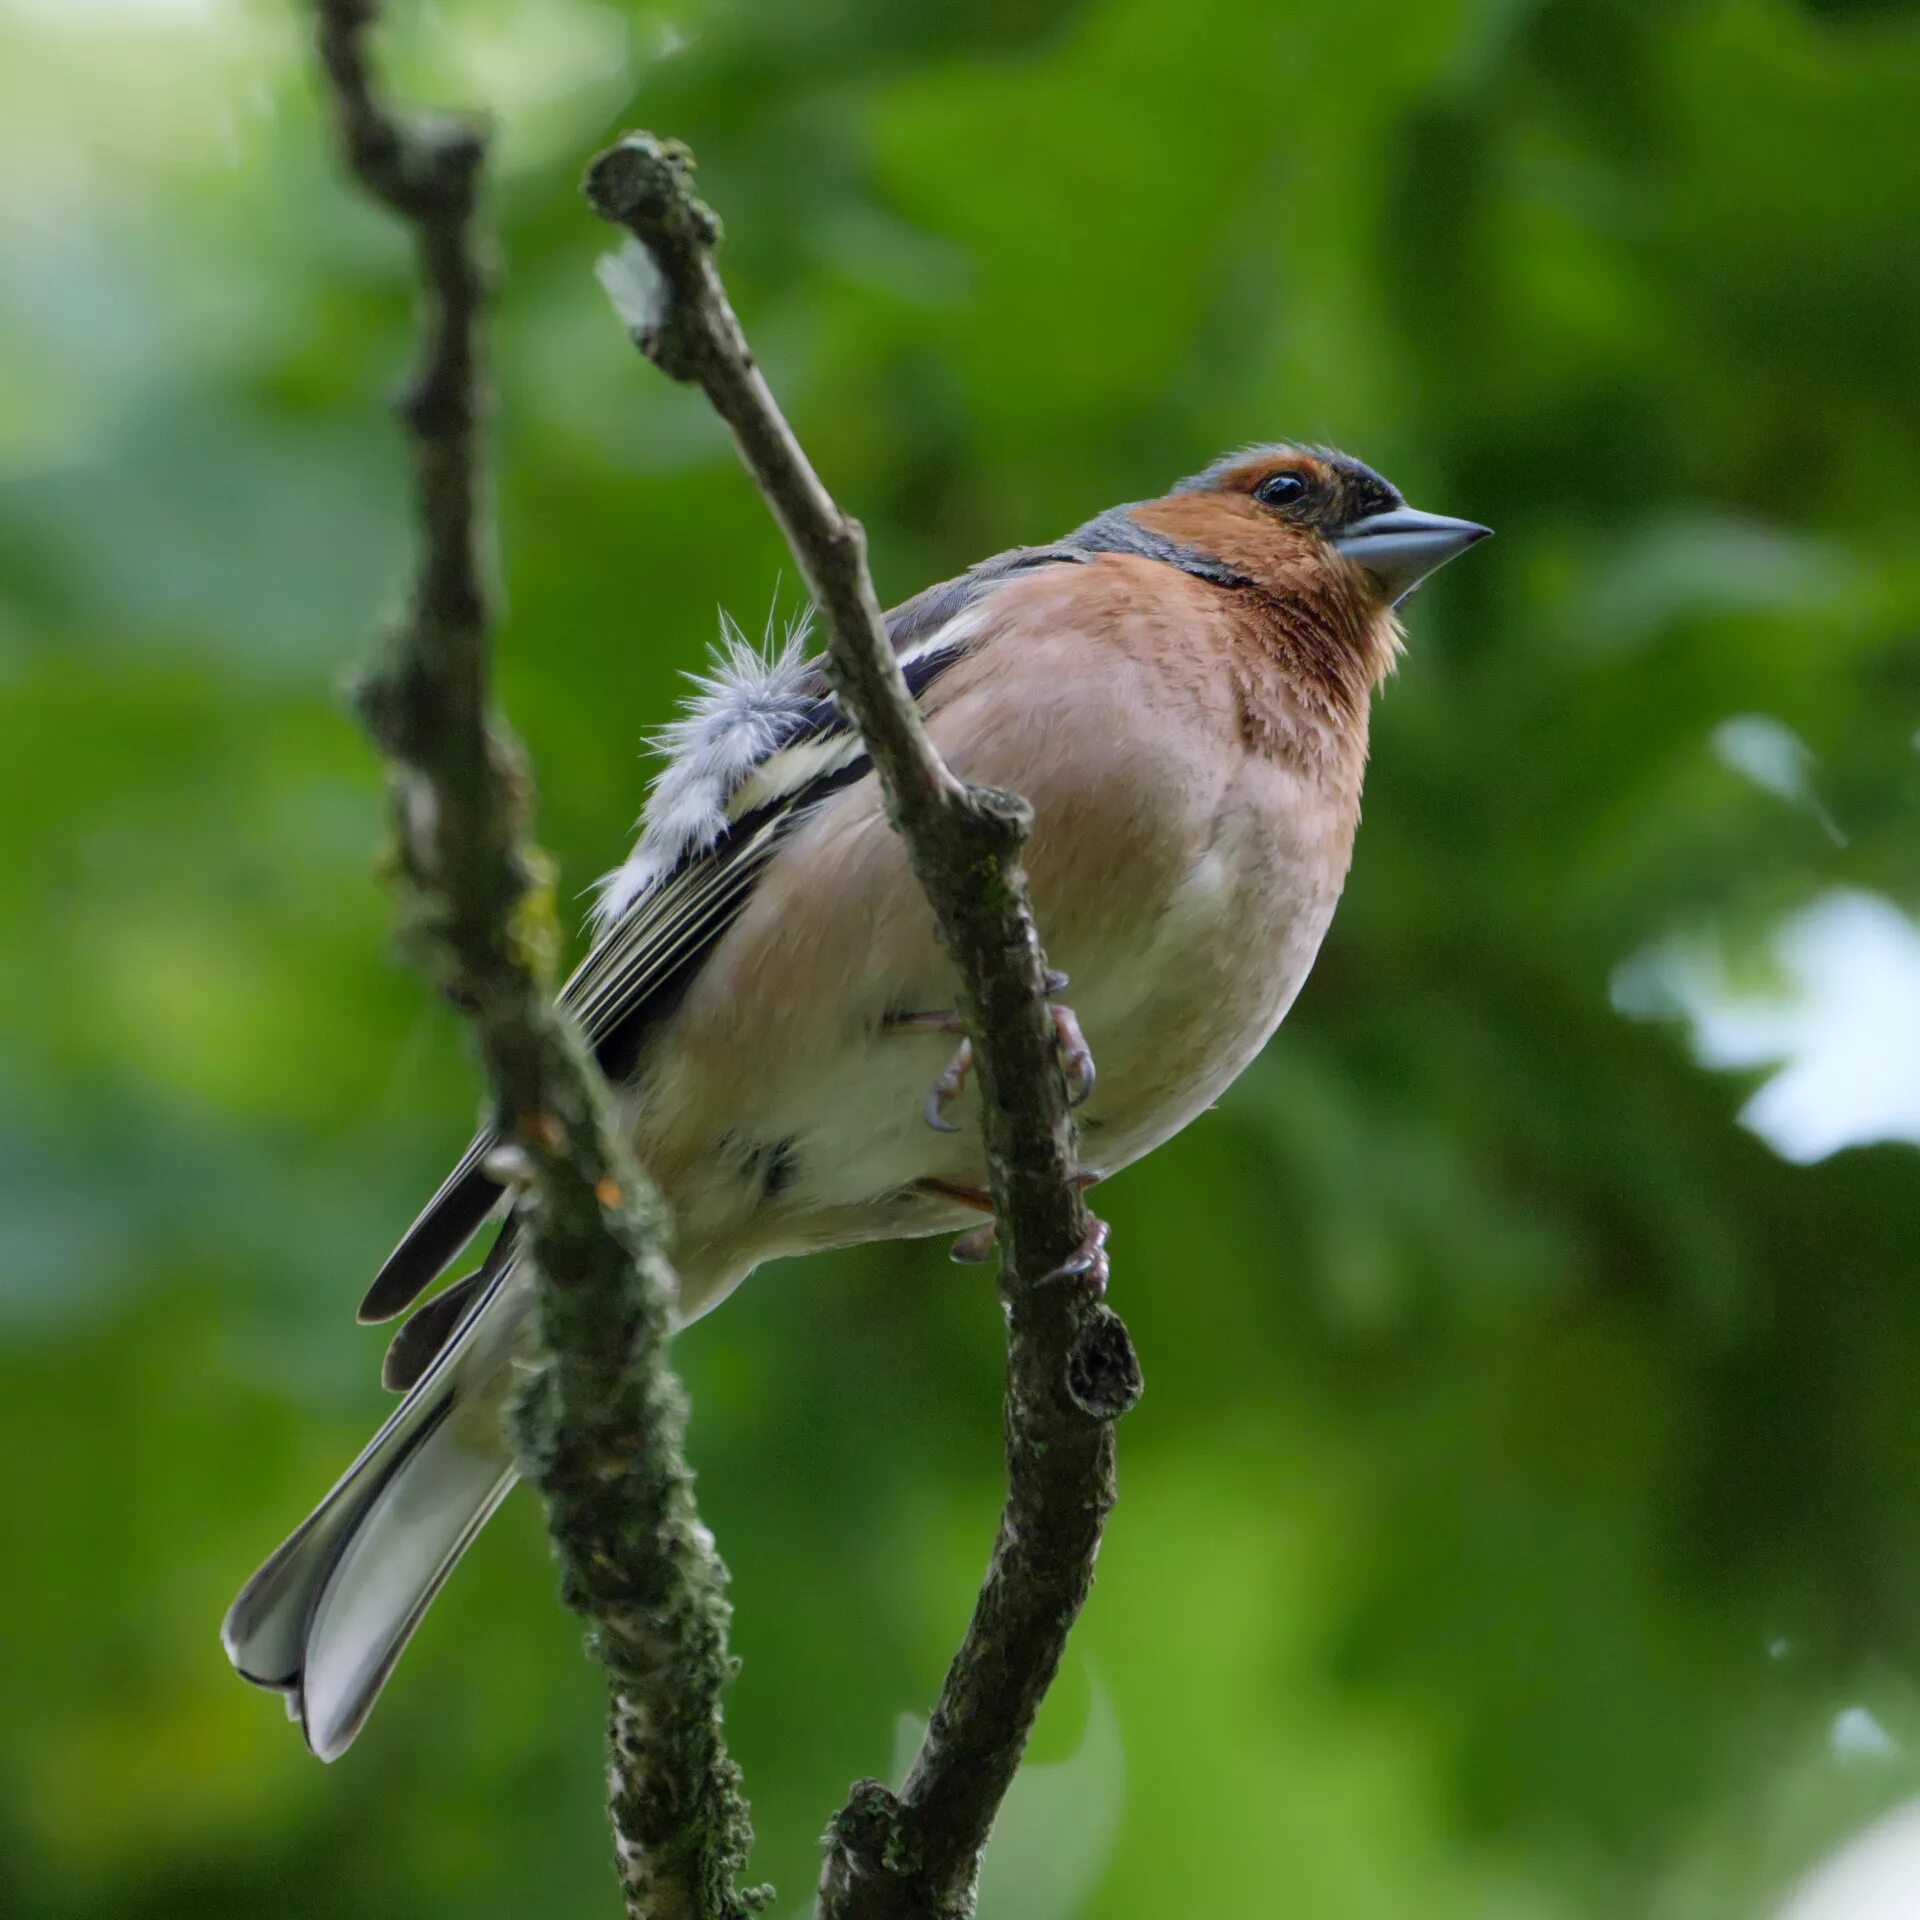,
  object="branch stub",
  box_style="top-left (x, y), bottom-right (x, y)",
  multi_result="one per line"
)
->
top-left (1065, 1305), bottom-right (1144, 1422)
